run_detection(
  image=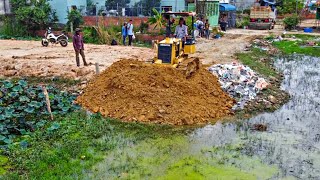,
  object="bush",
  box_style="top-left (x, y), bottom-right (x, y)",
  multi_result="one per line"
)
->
top-left (66, 9), bottom-right (84, 32)
top-left (139, 21), bottom-right (149, 33)
top-left (82, 22), bottom-right (122, 45)
top-left (283, 15), bottom-right (299, 30)
top-left (236, 15), bottom-right (250, 28)
top-left (0, 16), bottom-right (27, 36)
top-left (82, 26), bottom-right (99, 44)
